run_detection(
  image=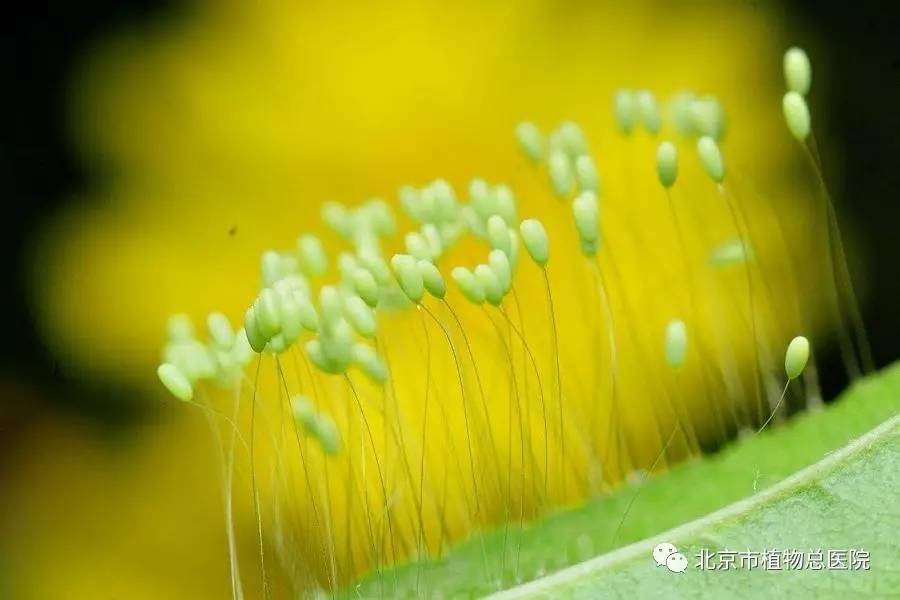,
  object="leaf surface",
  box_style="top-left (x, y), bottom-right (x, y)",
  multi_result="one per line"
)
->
top-left (494, 400), bottom-right (900, 598)
top-left (345, 363), bottom-right (900, 598)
